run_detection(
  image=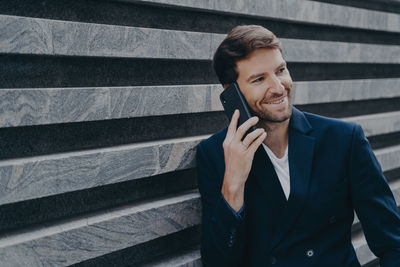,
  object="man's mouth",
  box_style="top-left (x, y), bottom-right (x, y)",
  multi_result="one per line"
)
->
top-left (265, 97), bottom-right (286, 105)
